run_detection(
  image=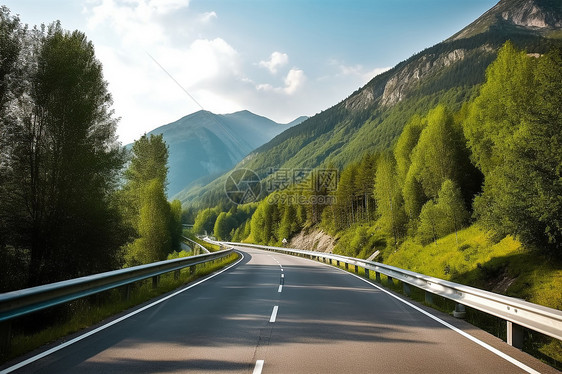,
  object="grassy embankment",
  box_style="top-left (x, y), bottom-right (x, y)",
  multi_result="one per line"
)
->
top-left (4, 242), bottom-right (239, 364)
top-left (331, 223), bottom-right (560, 366)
